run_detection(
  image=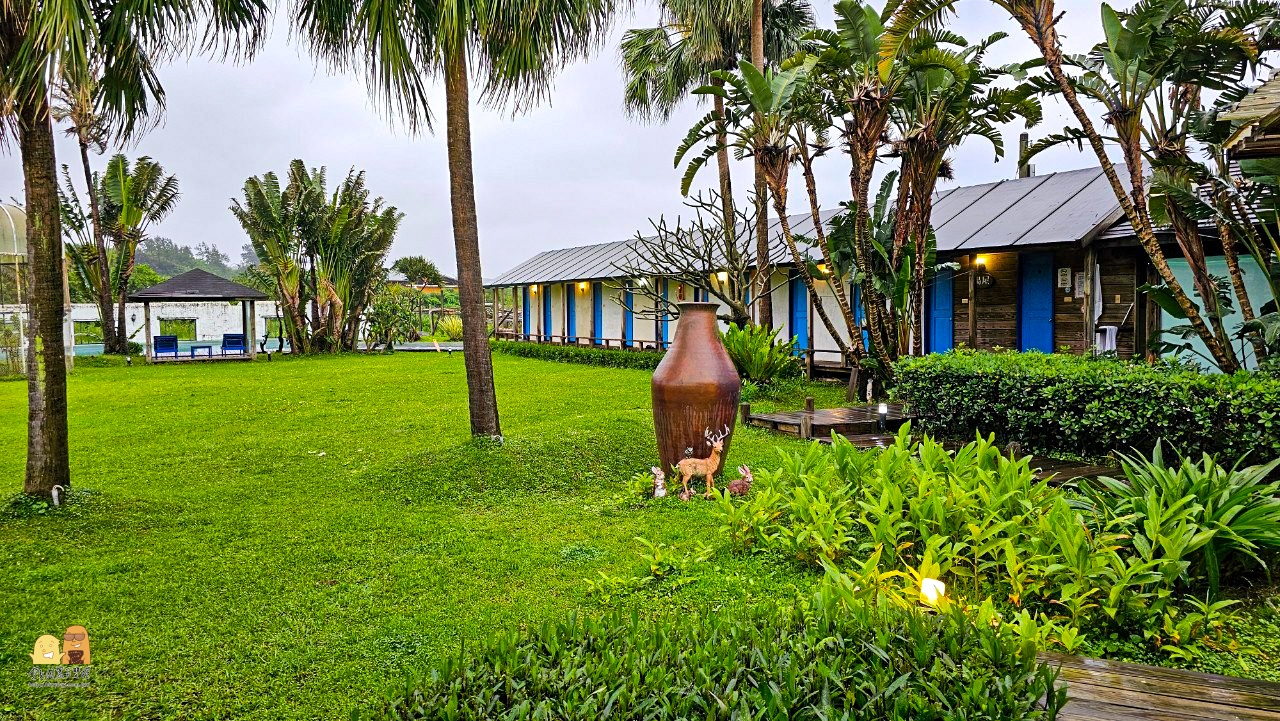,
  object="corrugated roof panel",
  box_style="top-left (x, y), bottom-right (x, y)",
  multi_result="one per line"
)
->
top-left (929, 180), bottom-right (1003, 235)
top-left (956, 167), bottom-right (1103, 249)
